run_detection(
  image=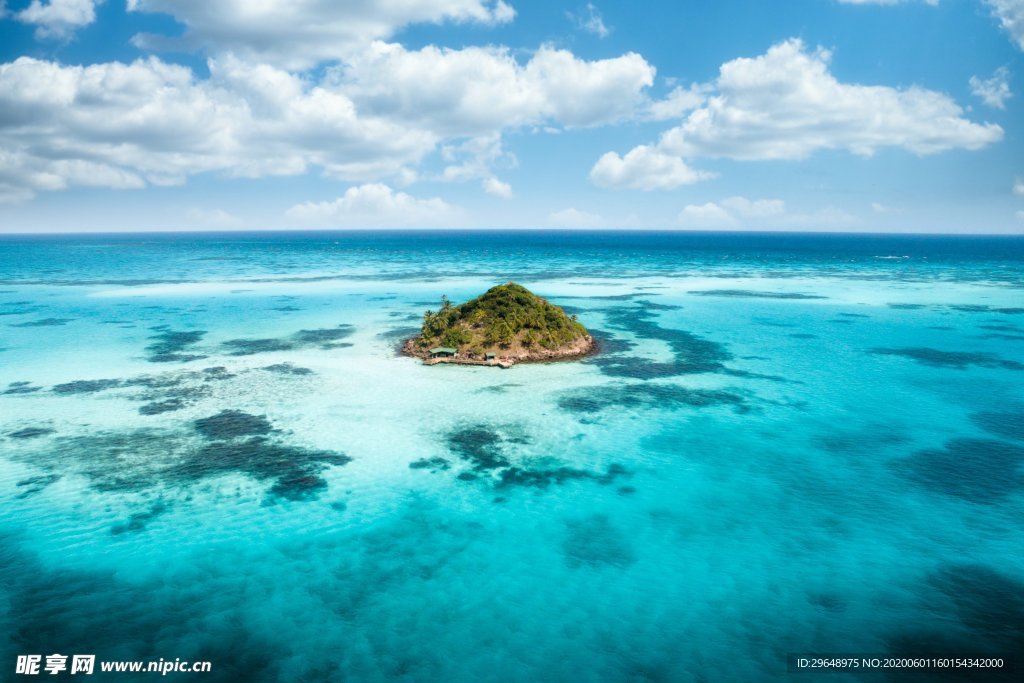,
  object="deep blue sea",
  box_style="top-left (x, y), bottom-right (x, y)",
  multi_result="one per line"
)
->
top-left (1, 231), bottom-right (1022, 681)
